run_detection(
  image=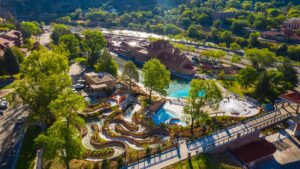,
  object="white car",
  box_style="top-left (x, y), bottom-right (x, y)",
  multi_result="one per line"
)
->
top-left (73, 84), bottom-right (85, 90)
